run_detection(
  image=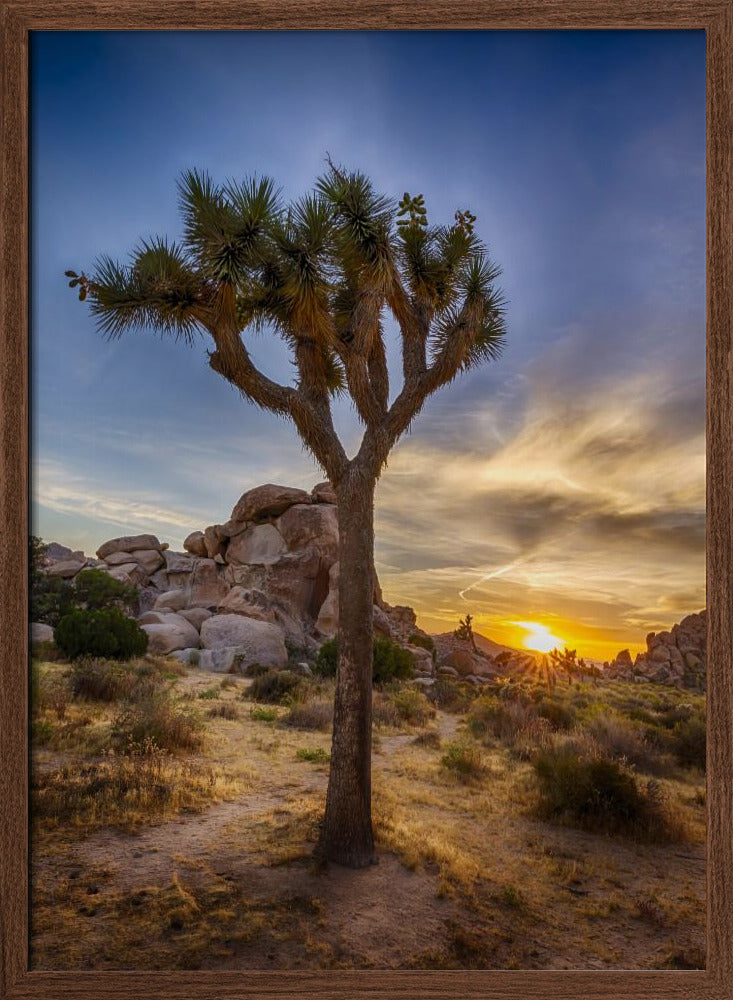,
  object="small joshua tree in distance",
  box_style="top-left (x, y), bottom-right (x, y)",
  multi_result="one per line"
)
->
top-left (454, 613), bottom-right (478, 653)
